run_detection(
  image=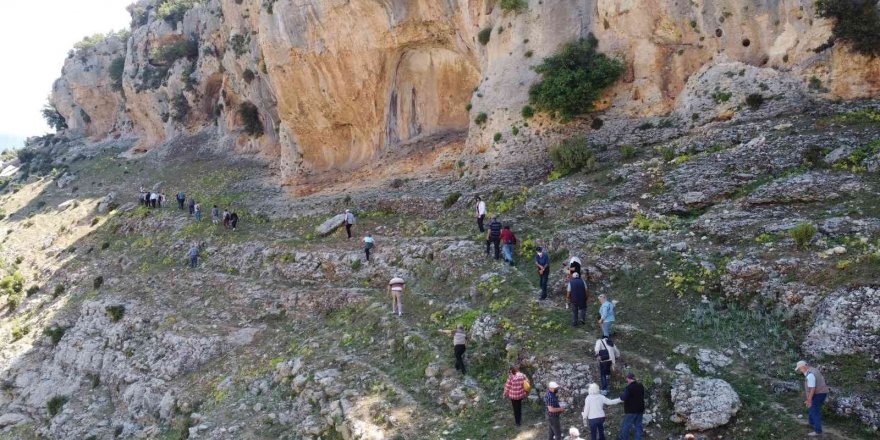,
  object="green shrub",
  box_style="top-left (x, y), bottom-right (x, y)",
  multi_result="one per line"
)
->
top-left (106, 305), bottom-right (126, 322)
top-left (631, 212), bottom-right (672, 231)
top-left (1, 272), bottom-right (25, 296)
top-left (790, 223), bottom-right (816, 248)
top-left (493, 132), bottom-right (502, 142)
top-left (745, 93), bottom-right (764, 110)
top-left (521, 106), bottom-right (535, 119)
top-left (442, 192), bottom-right (461, 209)
top-left (239, 101), bottom-right (264, 136)
top-left (478, 27), bottom-right (492, 45)
top-left (157, 0), bottom-right (205, 23)
top-left (230, 34), bottom-right (249, 56)
top-left (171, 95), bottom-right (190, 122)
top-left (42, 104), bottom-right (68, 131)
top-left (658, 146), bottom-right (676, 162)
top-left (26, 285), bottom-right (40, 297)
top-left (150, 39), bottom-right (198, 65)
top-left (47, 396), bottom-right (68, 417)
top-left (712, 90), bottom-right (732, 103)
top-left (474, 112), bottom-right (488, 125)
top-left (465, 103), bottom-right (472, 111)
top-left (109, 56), bottom-right (126, 91)
top-left (44, 326), bottom-right (66, 345)
top-left (620, 144), bottom-right (636, 160)
top-left (528, 34), bottom-right (624, 120)
top-left (816, 0), bottom-right (880, 56)
top-left (500, 0), bottom-right (527, 12)
top-left (53, 284), bottom-right (65, 298)
top-left (549, 136), bottom-right (596, 176)
top-left (351, 259), bottom-right (362, 271)
top-left (11, 324), bottom-right (30, 342)
top-left (511, 126), bottom-right (519, 136)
